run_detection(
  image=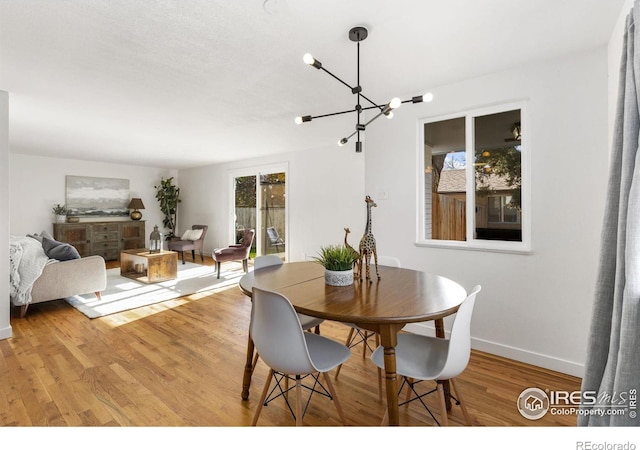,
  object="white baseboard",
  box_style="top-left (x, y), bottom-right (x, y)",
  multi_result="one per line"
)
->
top-left (402, 322), bottom-right (584, 379)
top-left (0, 324), bottom-right (12, 340)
